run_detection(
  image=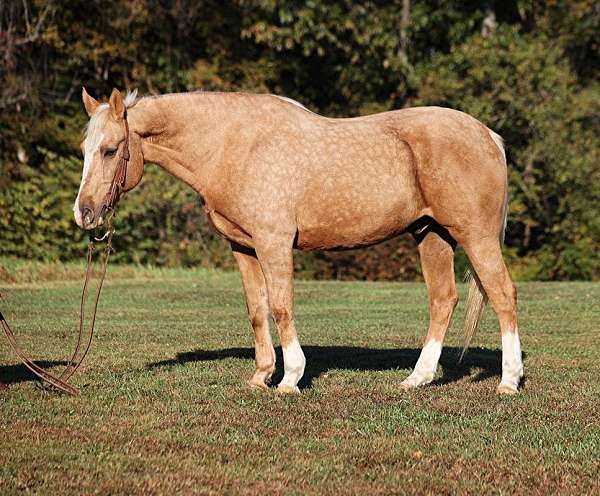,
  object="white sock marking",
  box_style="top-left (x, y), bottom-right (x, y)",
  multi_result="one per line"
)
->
top-left (500, 330), bottom-right (523, 391)
top-left (279, 338), bottom-right (305, 391)
top-left (402, 339), bottom-right (442, 388)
